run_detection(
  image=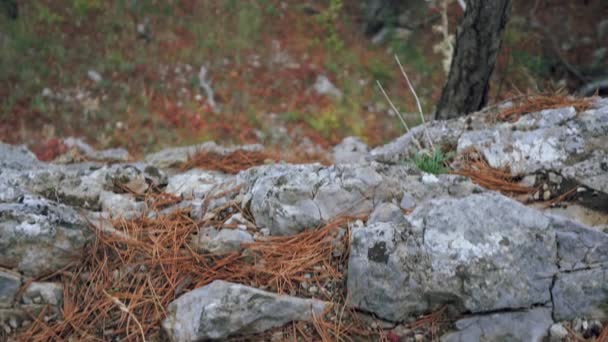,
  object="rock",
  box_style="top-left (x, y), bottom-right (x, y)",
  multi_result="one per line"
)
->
top-left (440, 307), bottom-right (553, 342)
top-left (242, 162), bottom-right (480, 236)
top-left (368, 202), bottom-right (405, 225)
top-left (0, 142), bottom-right (41, 170)
top-left (562, 151), bottom-right (608, 194)
top-left (192, 228), bottom-right (253, 254)
top-left (370, 120), bottom-right (465, 164)
top-left (98, 191), bottom-right (144, 218)
top-left (348, 193), bottom-right (557, 322)
top-left (21, 282), bottom-right (63, 307)
top-left (312, 75), bottom-right (342, 99)
top-left (87, 70), bottom-right (103, 83)
top-left (549, 323), bottom-right (568, 341)
top-left (0, 269), bottom-right (20, 308)
top-left (552, 215), bottom-right (608, 271)
top-left (165, 169), bottom-right (232, 199)
top-left (399, 193), bottom-right (416, 210)
top-left (61, 137), bottom-right (130, 163)
top-left (0, 195), bottom-right (89, 276)
top-left (162, 280), bottom-right (328, 341)
top-left (371, 100), bottom-right (608, 176)
top-left (552, 268), bottom-right (608, 321)
top-left (333, 137), bottom-right (369, 164)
